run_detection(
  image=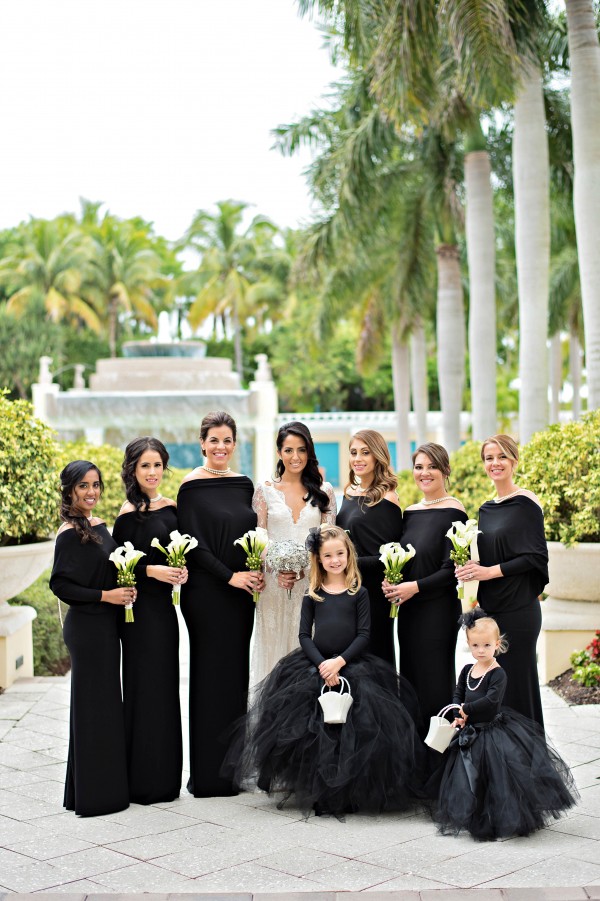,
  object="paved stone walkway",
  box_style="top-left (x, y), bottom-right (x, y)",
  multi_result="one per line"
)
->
top-left (0, 621), bottom-right (599, 897)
